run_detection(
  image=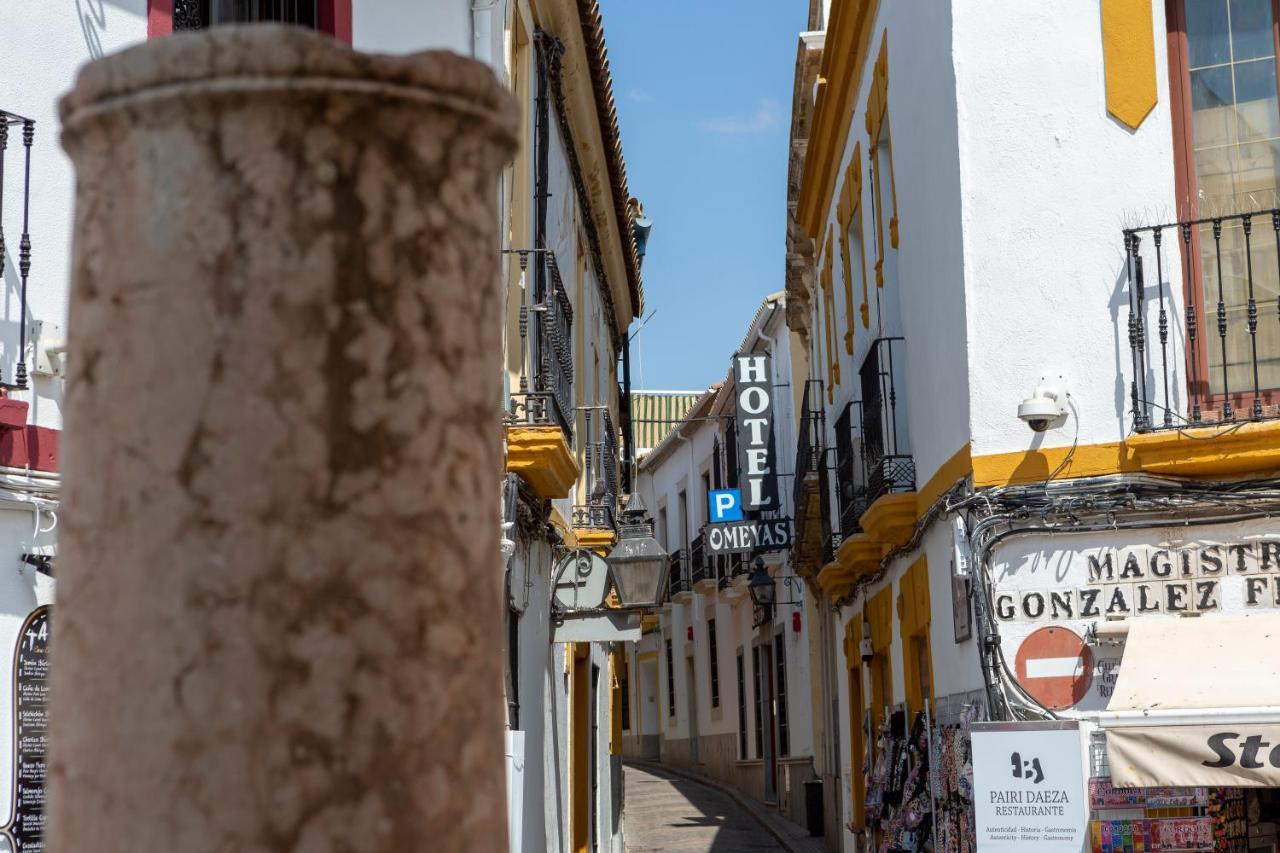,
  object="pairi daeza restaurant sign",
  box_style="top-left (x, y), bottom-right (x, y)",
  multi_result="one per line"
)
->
top-left (995, 539), bottom-right (1280, 622)
top-left (972, 722), bottom-right (1087, 852)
